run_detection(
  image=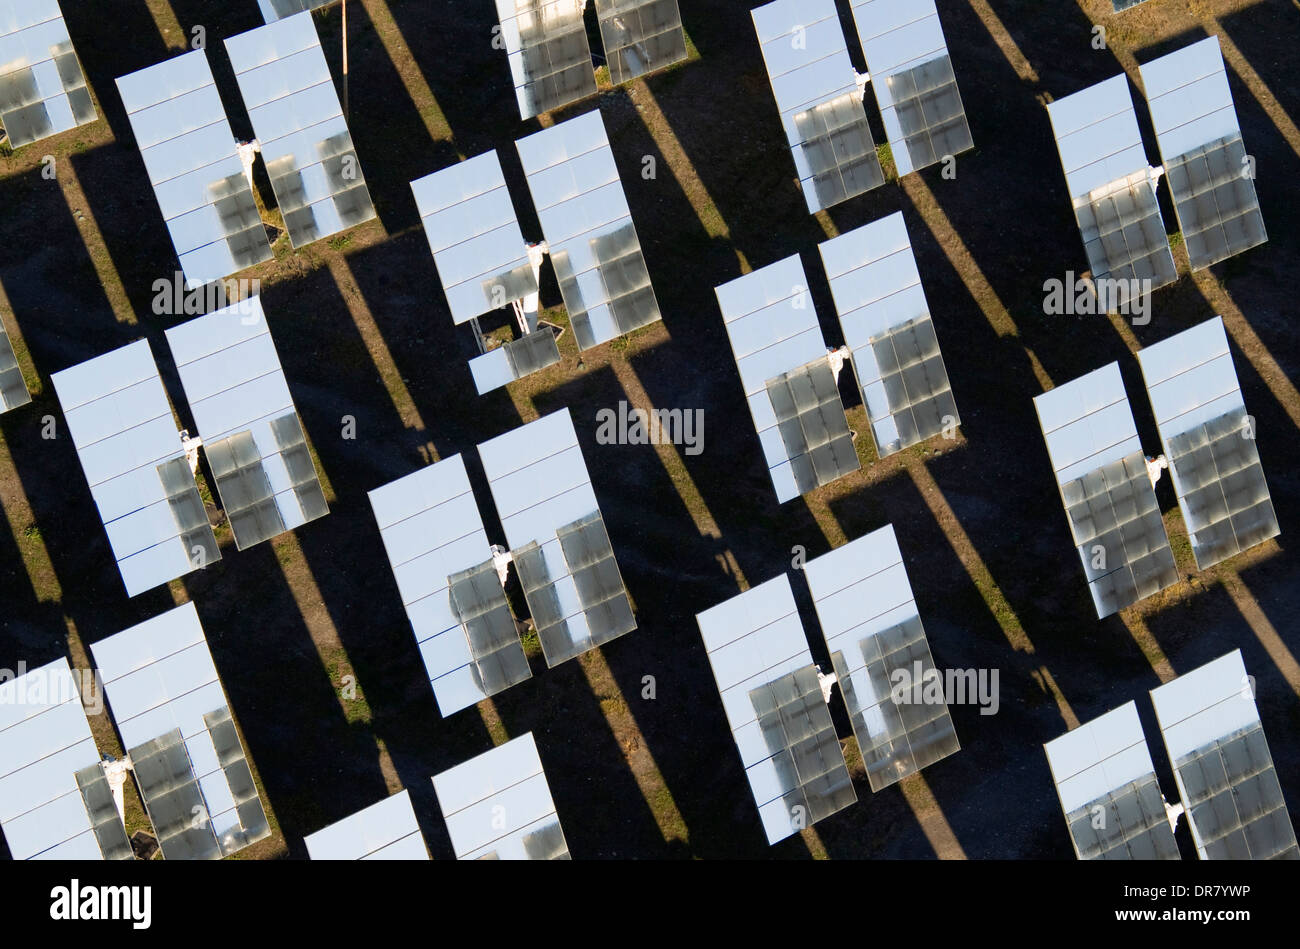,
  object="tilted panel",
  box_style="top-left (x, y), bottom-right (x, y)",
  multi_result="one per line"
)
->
top-left (1151, 651), bottom-right (1298, 860)
top-left (1044, 702), bottom-right (1180, 860)
top-left (1139, 37), bottom-right (1266, 270)
top-left (1136, 316), bottom-right (1278, 569)
top-left (165, 297), bottom-right (328, 550)
top-left (752, 0), bottom-right (883, 213)
top-left (1033, 363), bottom-right (1177, 618)
top-left (226, 12), bottom-right (376, 249)
top-left (0, 0), bottom-right (95, 148)
top-left (516, 110), bottom-right (663, 350)
top-left (820, 212), bottom-right (959, 457)
top-left (51, 340), bottom-right (221, 596)
top-left (848, 0), bottom-right (973, 176)
top-left (804, 525), bottom-right (959, 792)
top-left (696, 574), bottom-right (856, 844)
top-left (116, 50), bottom-right (272, 287)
